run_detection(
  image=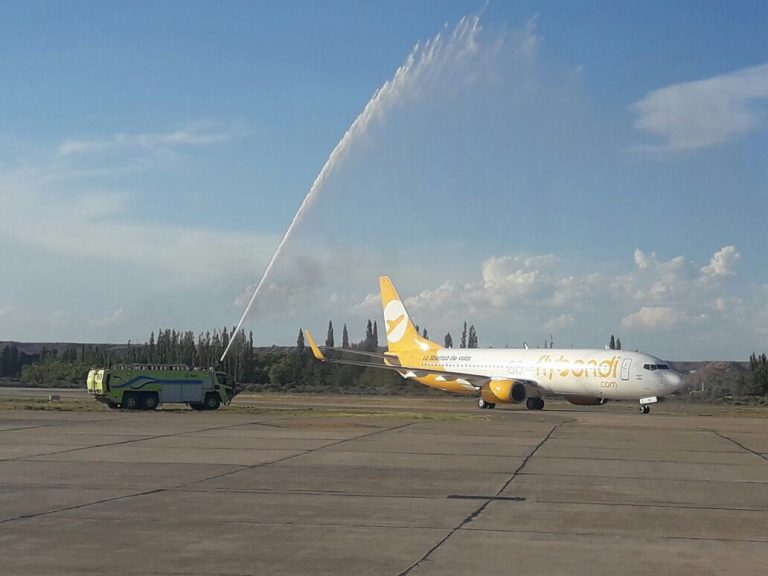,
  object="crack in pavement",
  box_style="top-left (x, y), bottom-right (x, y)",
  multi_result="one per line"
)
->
top-left (169, 421), bottom-right (417, 488)
top-left (711, 430), bottom-right (768, 464)
top-left (3, 417), bottom-right (281, 461)
top-left (397, 423), bottom-right (560, 576)
top-left (0, 489), bottom-right (164, 525)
